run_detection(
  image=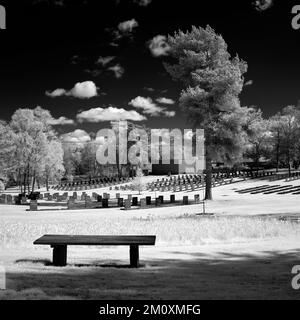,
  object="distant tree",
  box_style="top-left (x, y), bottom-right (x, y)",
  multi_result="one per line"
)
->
top-left (278, 106), bottom-right (300, 174)
top-left (243, 107), bottom-right (272, 168)
top-left (62, 144), bottom-right (82, 178)
top-left (0, 121), bottom-right (16, 181)
top-left (40, 140), bottom-right (65, 191)
top-left (165, 26), bottom-right (248, 200)
top-left (269, 113), bottom-right (285, 172)
top-left (81, 142), bottom-right (99, 179)
top-left (2, 107), bottom-right (63, 193)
